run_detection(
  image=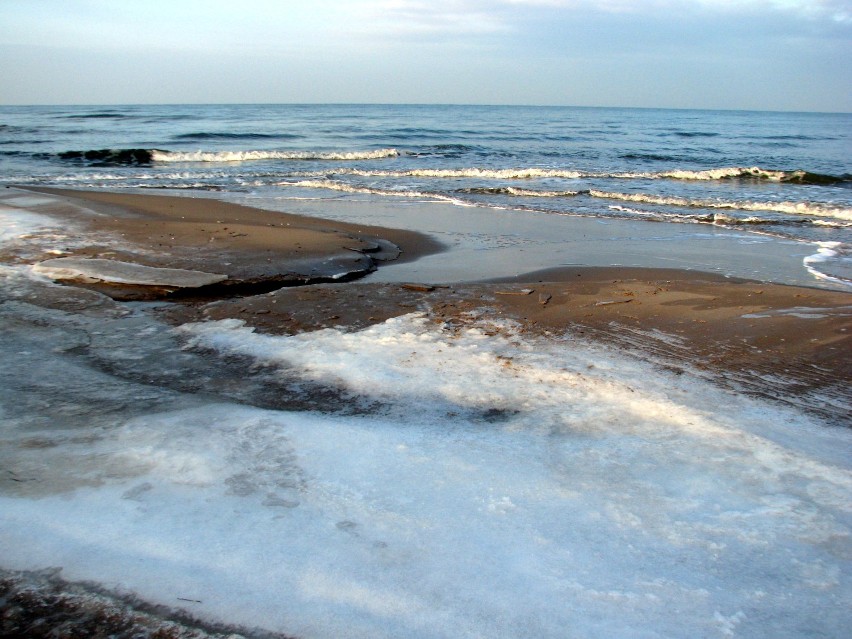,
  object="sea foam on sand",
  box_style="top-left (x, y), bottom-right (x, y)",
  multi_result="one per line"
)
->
top-left (1, 310), bottom-right (849, 639)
